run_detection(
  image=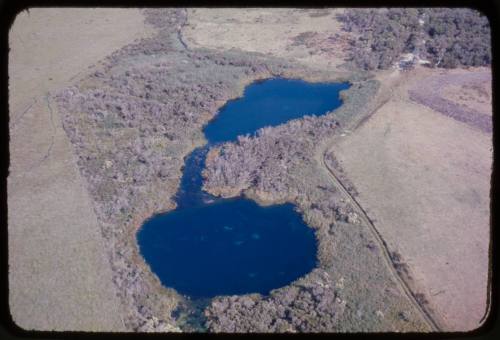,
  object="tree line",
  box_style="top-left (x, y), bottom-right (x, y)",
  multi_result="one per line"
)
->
top-left (337, 8), bottom-right (491, 70)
